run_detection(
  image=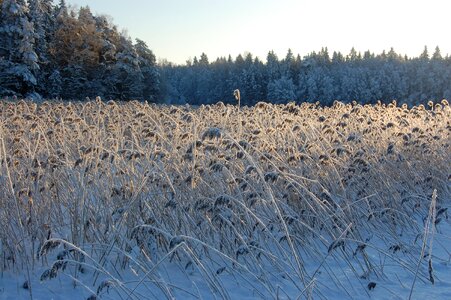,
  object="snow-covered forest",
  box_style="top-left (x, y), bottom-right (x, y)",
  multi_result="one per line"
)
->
top-left (1, 0), bottom-right (450, 105)
top-left (0, 0), bottom-right (159, 101)
top-left (161, 47), bottom-right (451, 106)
